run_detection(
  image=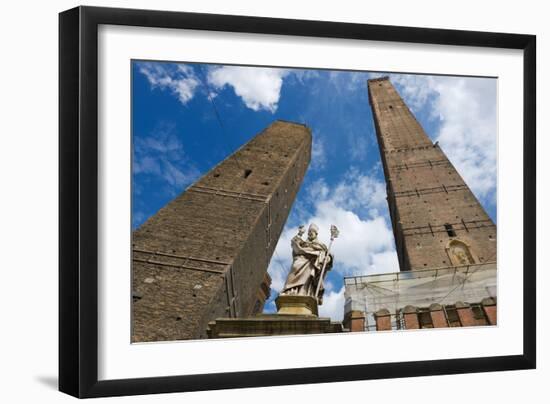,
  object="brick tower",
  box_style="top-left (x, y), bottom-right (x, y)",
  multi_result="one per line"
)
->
top-left (343, 77), bottom-right (497, 332)
top-left (132, 120), bottom-right (312, 342)
top-left (367, 77), bottom-right (496, 271)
